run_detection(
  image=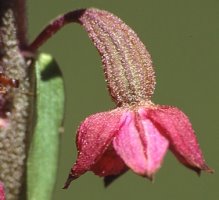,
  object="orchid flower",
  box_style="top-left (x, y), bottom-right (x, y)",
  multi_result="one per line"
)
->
top-left (56, 8), bottom-right (212, 188)
top-left (29, 8), bottom-right (213, 189)
top-left (0, 1), bottom-right (213, 199)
